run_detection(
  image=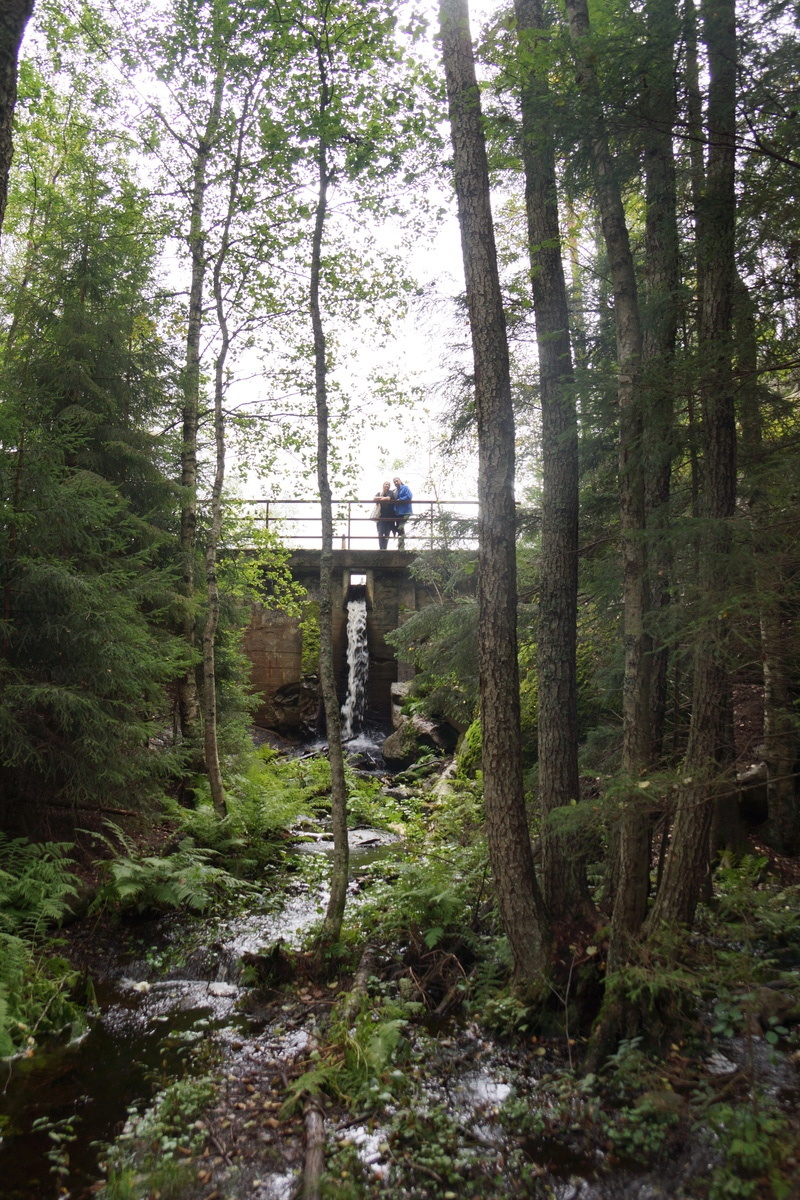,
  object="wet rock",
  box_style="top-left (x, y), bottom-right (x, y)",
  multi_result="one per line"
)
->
top-left (241, 942), bottom-right (296, 989)
top-left (390, 681), bottom-right (412, 729)
top-left (271, 676), bottom-right (321, 737)
top-left (252, 727), bottom-right (297, 752)
top-left (381, 715), bottom-right (459, 770)
top-left (754, 986), bottom-right (800, 1028)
